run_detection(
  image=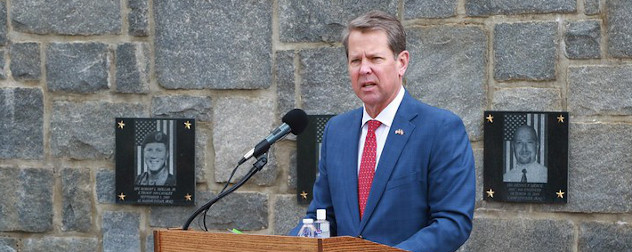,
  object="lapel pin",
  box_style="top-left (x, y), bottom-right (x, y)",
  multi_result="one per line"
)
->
top-left (395, 129), bottom-right (404, 135)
